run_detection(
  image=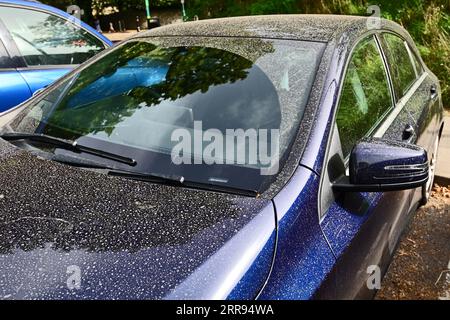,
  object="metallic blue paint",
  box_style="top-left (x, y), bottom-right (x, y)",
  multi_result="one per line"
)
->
top-left (258, 23), bottom-right (442, 300)
top-left (0, 16), bottom-right (444, 300)
top-left (288, 26), bottom-right (443, 299)
top-left (0, 146), bottom-right (277, 299)
top-left (18, 68), bottom-right (72, 94)
top-left (0, 70), bottom-right (31, 112)
top-left (349, 138), bottom-right (428, 185)
top-left (258, 166), bottom-right (336, 299)
top-left (167, 203), bottom-right (276, 300)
